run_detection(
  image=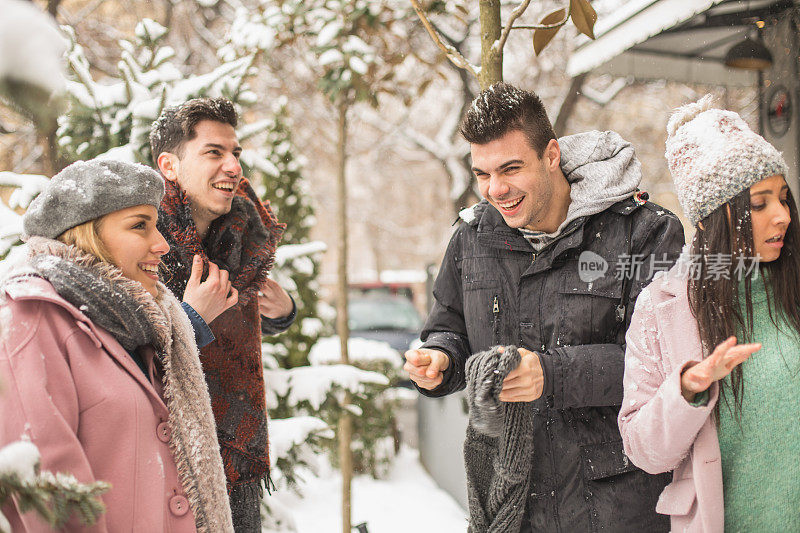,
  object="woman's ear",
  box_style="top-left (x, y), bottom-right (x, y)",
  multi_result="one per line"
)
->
top-left (157, 152), bottom-right (180, 182)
